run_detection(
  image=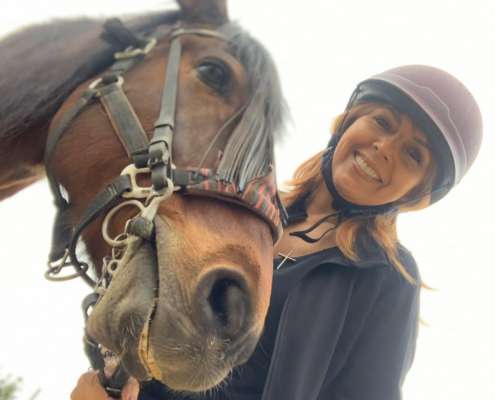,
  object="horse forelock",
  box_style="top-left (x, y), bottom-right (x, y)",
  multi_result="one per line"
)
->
top-left (217, 23), bottom-right (288, 189)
